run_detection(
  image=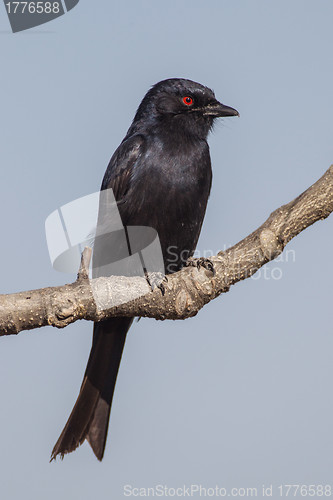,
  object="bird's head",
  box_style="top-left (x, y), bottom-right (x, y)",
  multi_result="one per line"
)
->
top-left (131, 78), bottom-right (239, 139)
